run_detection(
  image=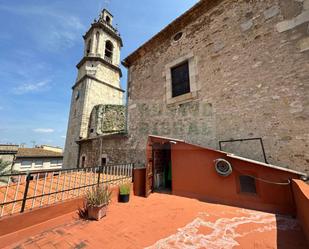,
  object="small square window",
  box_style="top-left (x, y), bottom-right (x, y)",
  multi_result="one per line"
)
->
top-left (21, 160), bottom-right (32, 168)
top-left (171, 61), bottom-right (190, 98)
top-left (239, 175), bottom-right (257, 194)
top-left (51, 160), bottom-right (61, 167)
